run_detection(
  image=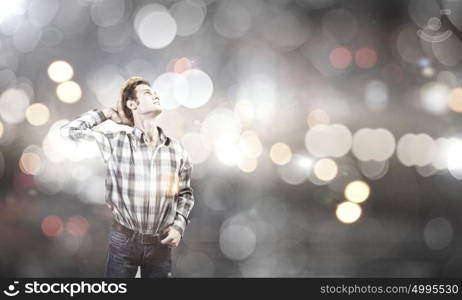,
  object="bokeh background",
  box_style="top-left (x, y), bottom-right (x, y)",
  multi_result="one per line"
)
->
top-left (1, 0), bottom-right (462, 277)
